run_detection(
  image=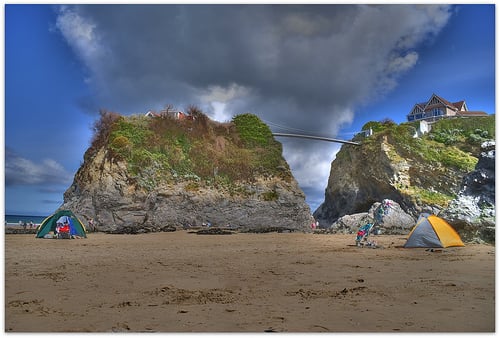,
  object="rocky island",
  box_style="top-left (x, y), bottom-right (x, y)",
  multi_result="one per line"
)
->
top-left (61, 108), bottom-right (312, 233)
top-left (314, 116), bottom-right (495, 242)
